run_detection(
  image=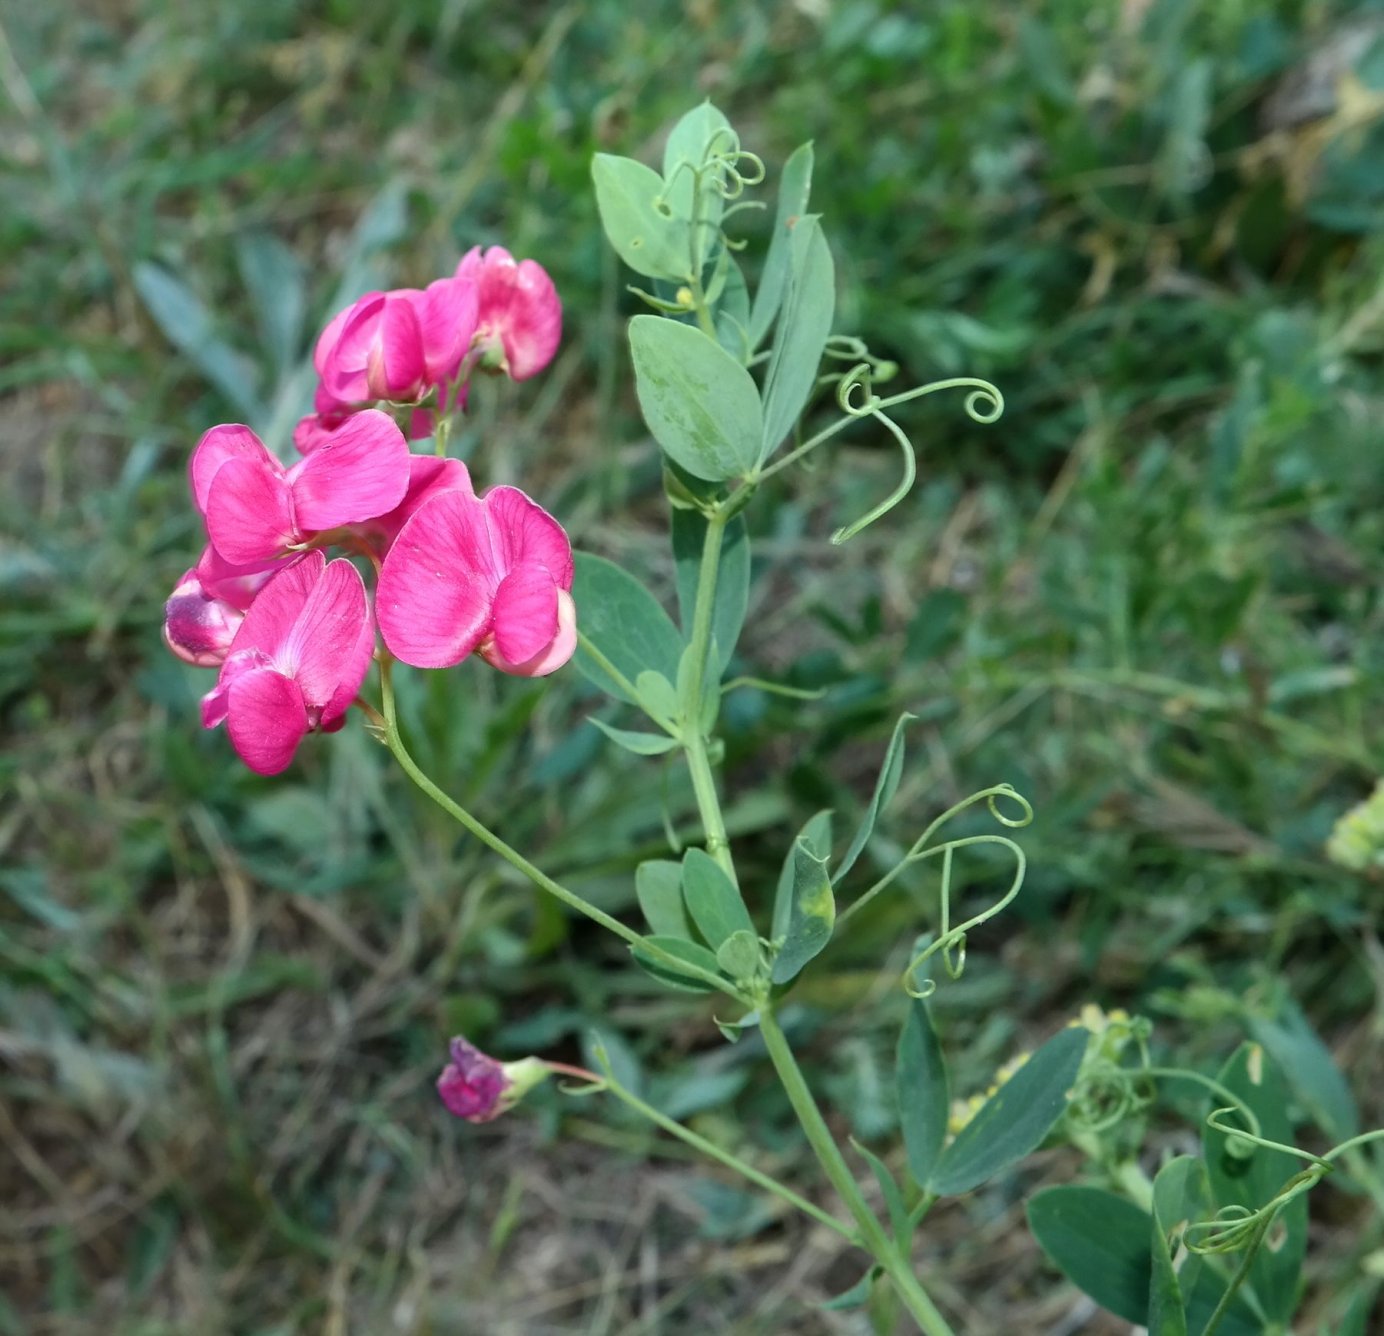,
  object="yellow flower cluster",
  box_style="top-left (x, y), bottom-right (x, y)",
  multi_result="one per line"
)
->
top-left (1325, 780), bottom-right (1384, 872)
